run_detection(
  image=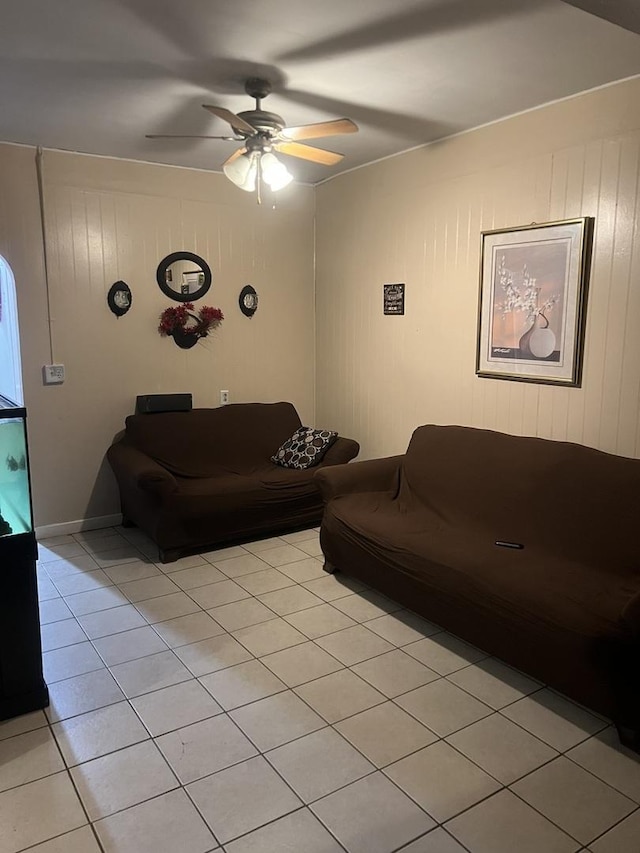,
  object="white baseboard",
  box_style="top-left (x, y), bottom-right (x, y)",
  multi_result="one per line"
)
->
top-left (35, 514), bottom-right (122, 540)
